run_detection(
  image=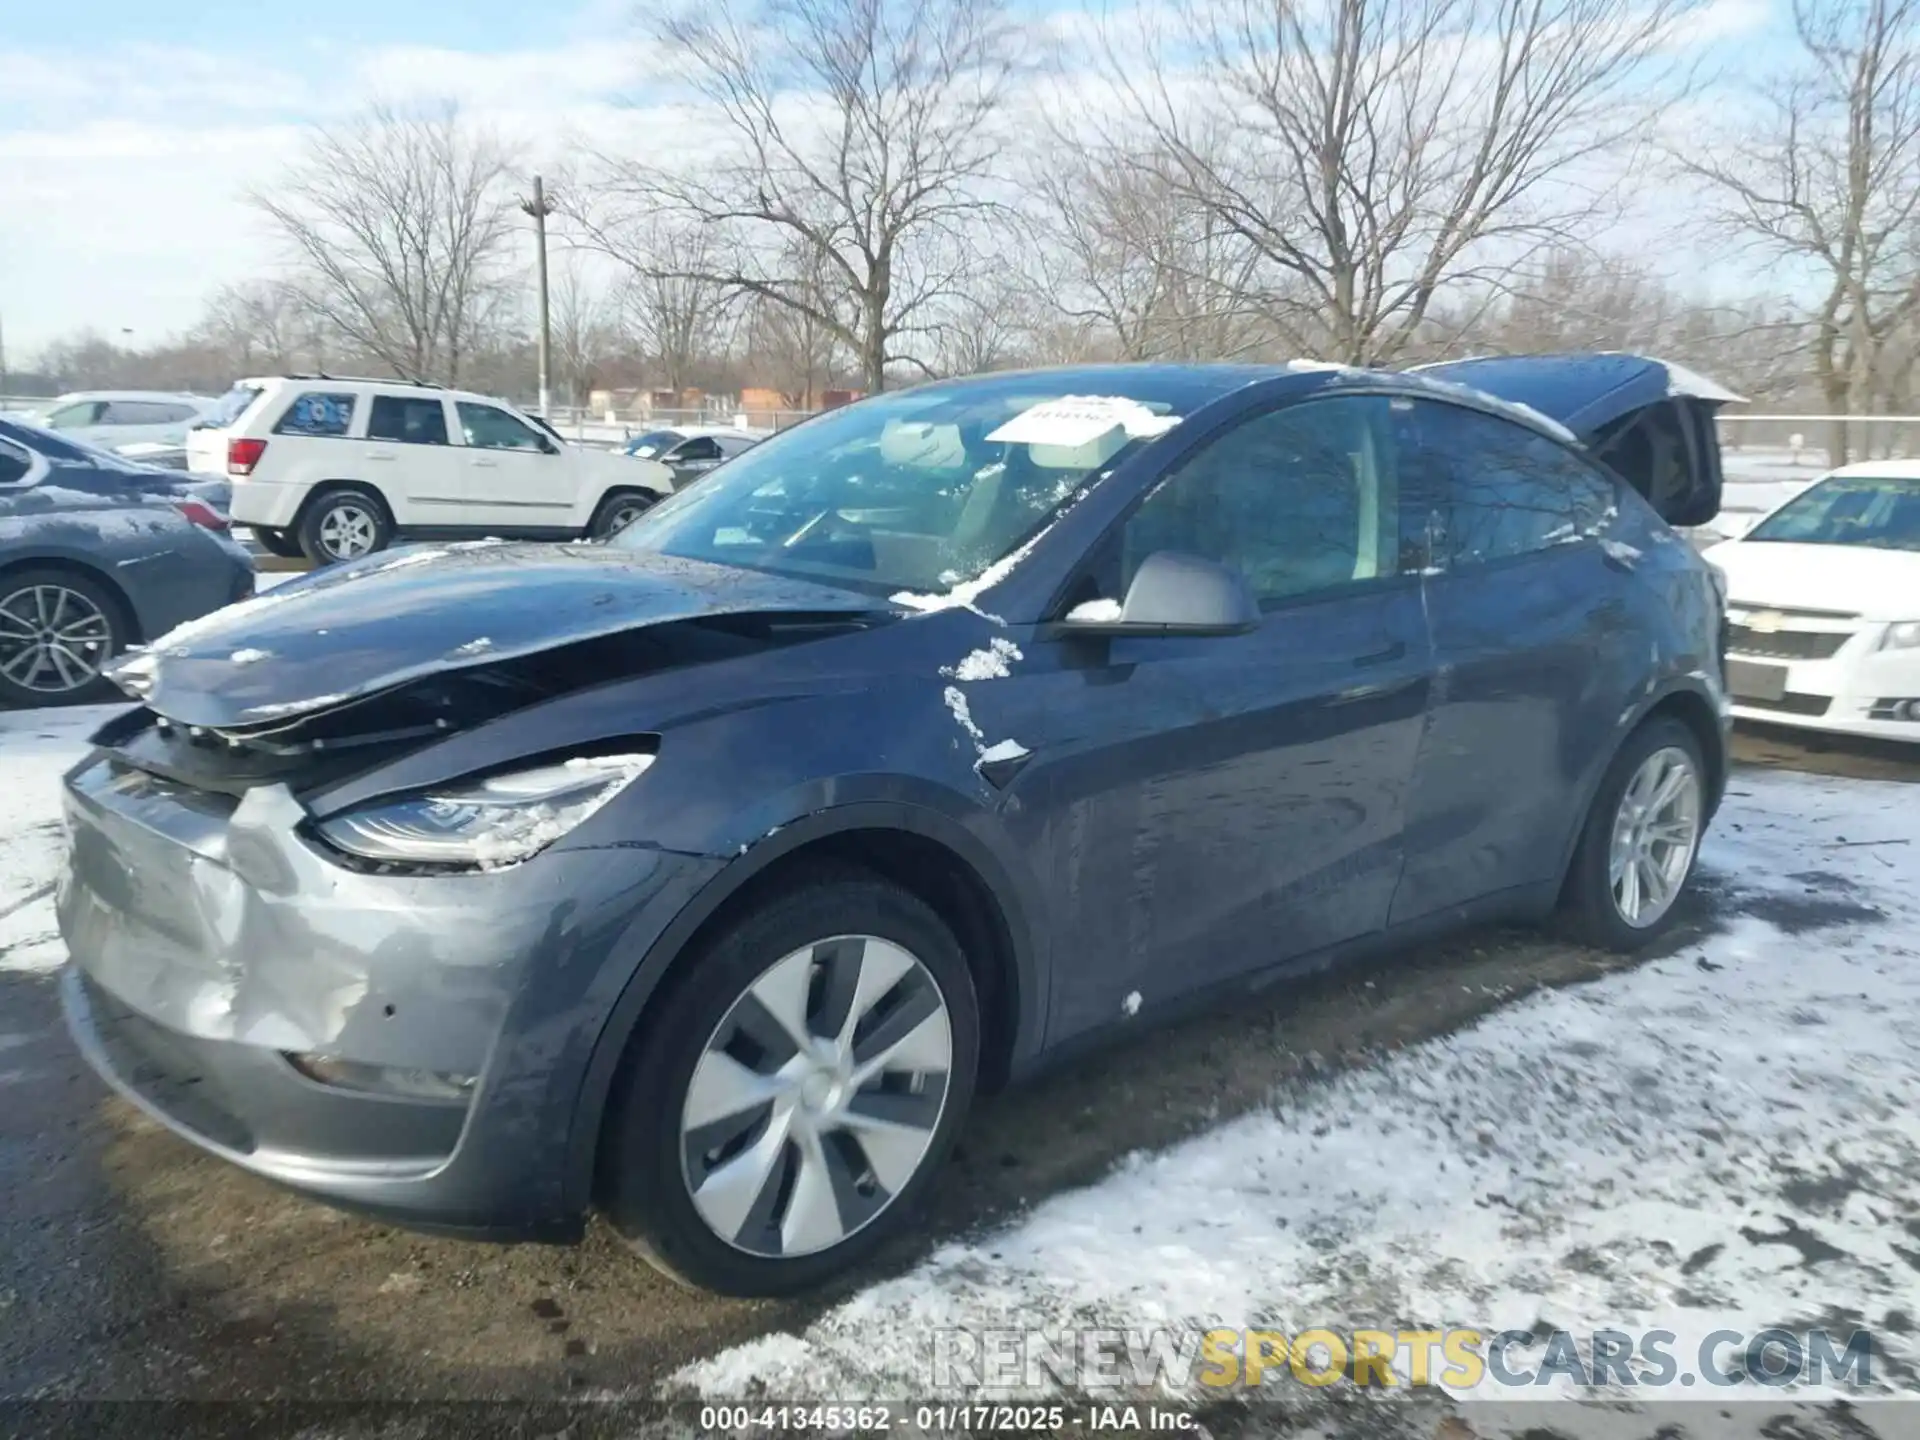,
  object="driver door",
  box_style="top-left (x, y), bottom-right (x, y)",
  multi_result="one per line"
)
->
top-left (968, 395), bottom-right (1437, 1041)
top-left (453, 400), bottom-right (576, 530)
